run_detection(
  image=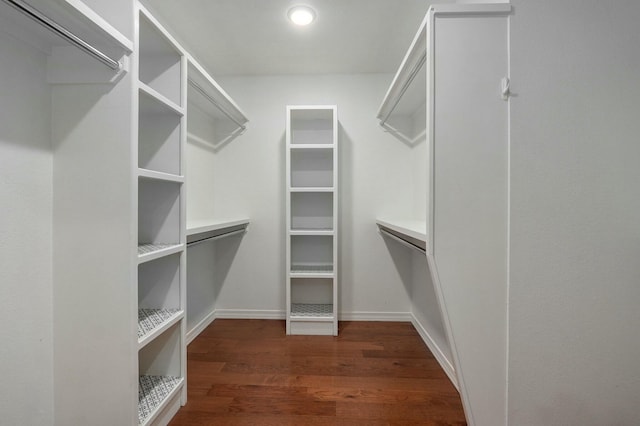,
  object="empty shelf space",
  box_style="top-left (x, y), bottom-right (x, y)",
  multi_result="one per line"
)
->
top-left (138, 375), bottom-right (184, 425)
top-left (138, 9), bottom-right (182, 107)
top-left (291, 303), bottom-right (334, 318)
top-left (138, 309), bottom-right (183, 345)
top-left (137, 243), bottom-right (183, 263)
top-left (139, 83), bottom-right (184, 116)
